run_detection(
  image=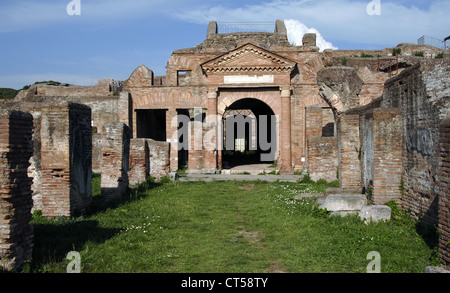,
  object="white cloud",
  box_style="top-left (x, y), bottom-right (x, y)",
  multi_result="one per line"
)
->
top-left (284, 19), bottom-right (338, 51)
top-left (175, 0), bottom-right (450, 48)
